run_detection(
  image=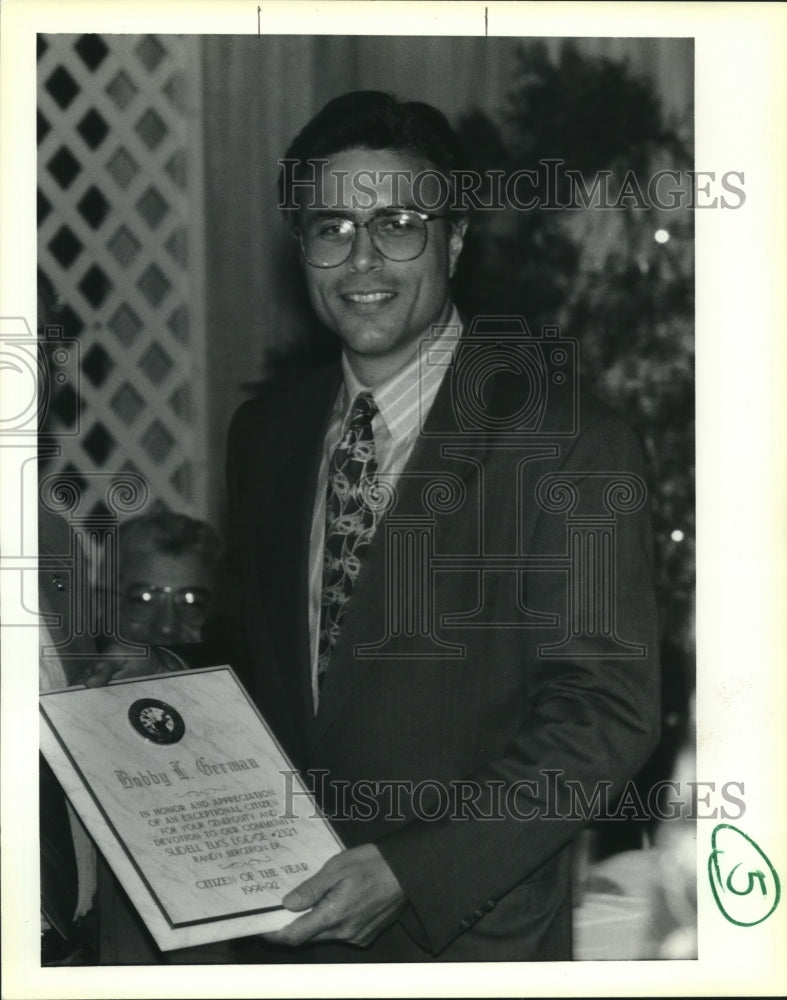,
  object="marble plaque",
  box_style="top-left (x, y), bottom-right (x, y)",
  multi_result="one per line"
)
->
top-left (39, 666), bottom-right (343, 951)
